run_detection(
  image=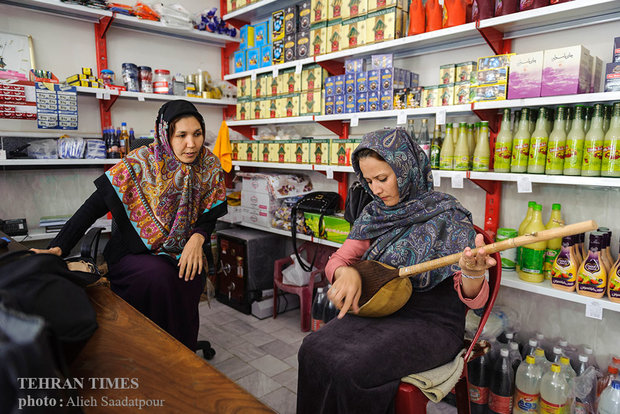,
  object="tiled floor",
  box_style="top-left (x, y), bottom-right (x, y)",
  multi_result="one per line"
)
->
top-left (197, 298), bottom-right (309, 414)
